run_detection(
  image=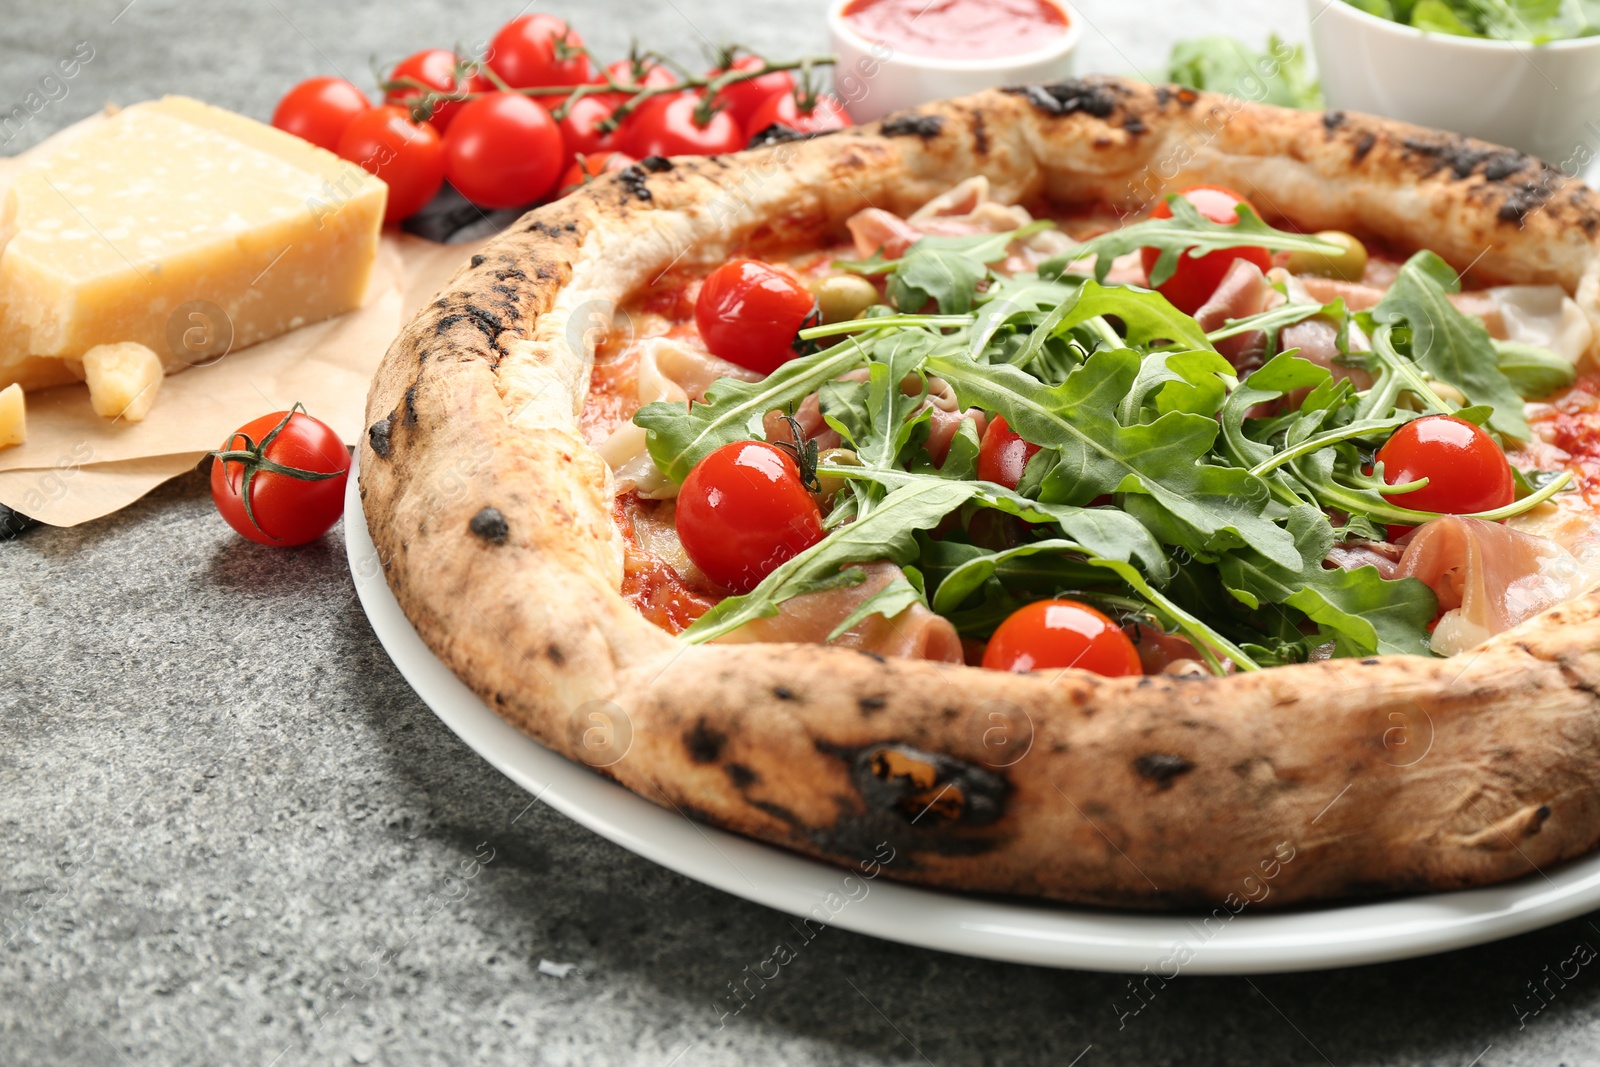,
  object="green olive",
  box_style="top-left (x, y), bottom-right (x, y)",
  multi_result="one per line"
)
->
top-left (1287, 230), bottom-right (1369, 282)
top-left (815, 447), bottom-right (861, 500)
top-left (811, 274), bottom-right (880, 325)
